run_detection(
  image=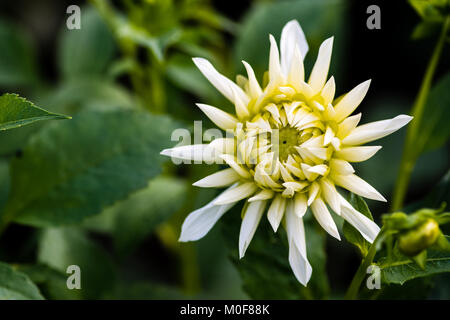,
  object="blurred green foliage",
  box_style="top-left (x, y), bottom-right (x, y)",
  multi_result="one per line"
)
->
top-left (0, 0), bottom-right (448, 300)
